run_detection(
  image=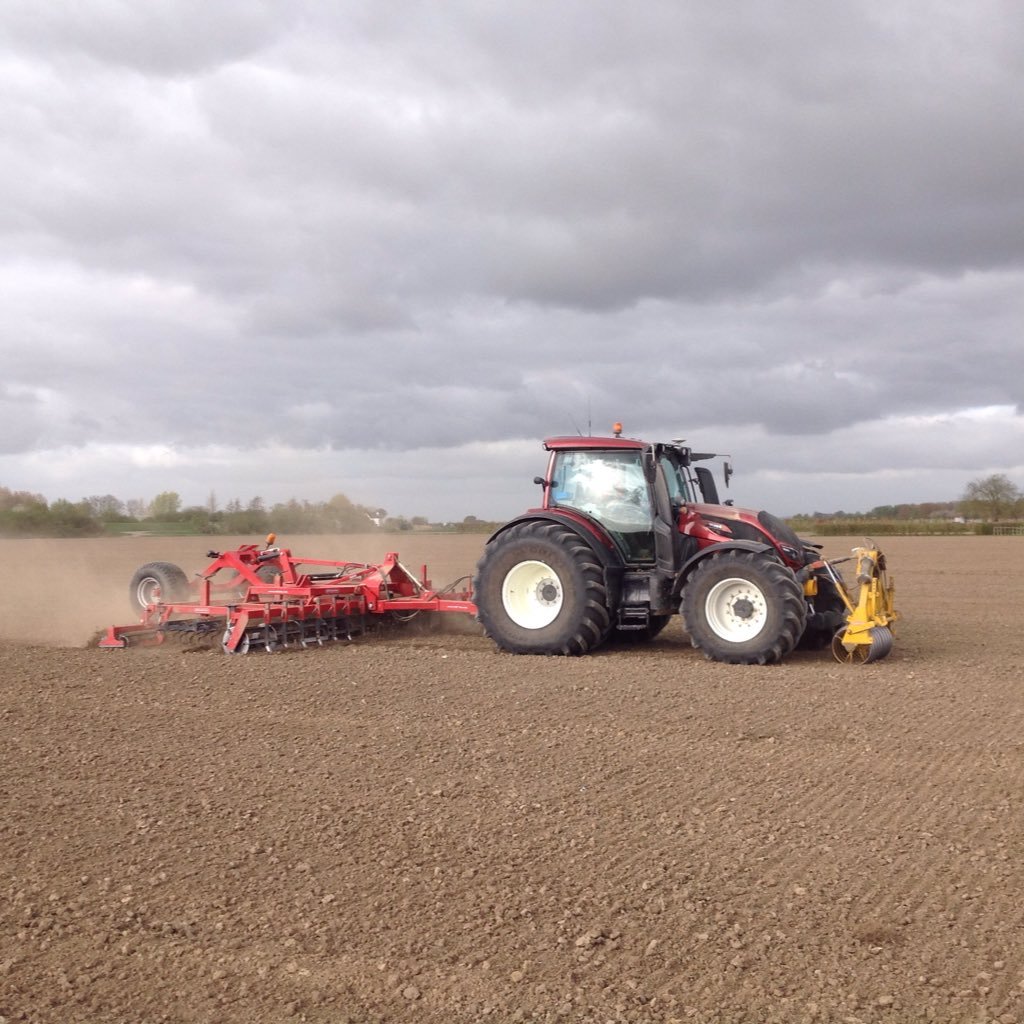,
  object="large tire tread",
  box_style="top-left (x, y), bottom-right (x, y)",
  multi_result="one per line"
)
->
top-left (474, 520), bottom-right (612, 656)
top-left (681, 550), bottom-right (806, 665)
top-left (128, 561), bottom-right (190, 614)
